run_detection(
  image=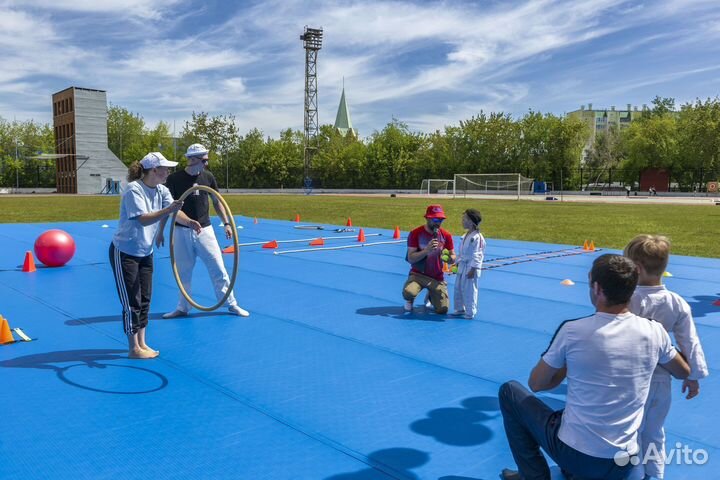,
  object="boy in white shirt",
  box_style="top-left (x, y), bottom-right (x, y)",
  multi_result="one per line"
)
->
top-left (452, 208), bottom-right (485, 319)
top-left (624, 235), bottom-right (709, 480)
